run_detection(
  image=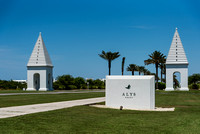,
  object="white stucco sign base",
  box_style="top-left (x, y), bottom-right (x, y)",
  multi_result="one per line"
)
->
top-left (106, 76), bottom-right (155, 110)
